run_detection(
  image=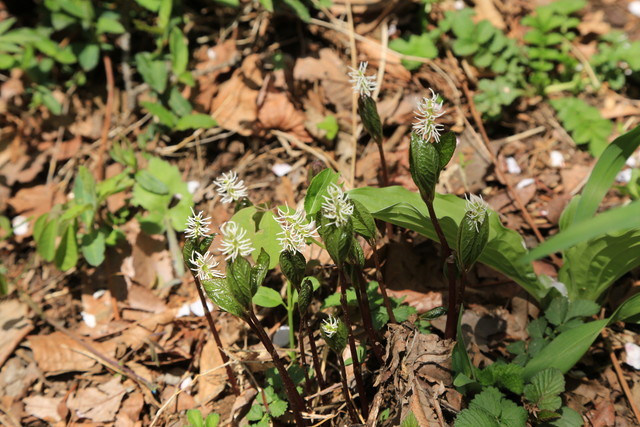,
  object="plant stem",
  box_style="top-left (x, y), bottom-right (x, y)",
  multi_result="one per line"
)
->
top-left (338, 272), bottom-right (369, 419)
top-left (337, 353), bottom-right (360, 423)
top-left (287, 280), bottom-right (296, 361)
top-left (298, 319), bottom-right (312, 394)
top-left (425, 201), bottom-right (458, 340)
top-left (371, 243), bottom-right (396, 323)
top-left (245, 310), bottom-right (308, 426)
top-left (375, 141), bottom-right (389, 187)
top-left (193, 276), bottom-right (240, 396)
top-left (305, 317), bottom-right (327, 389)
top-left (349, 269), bottom-right (384, 363)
